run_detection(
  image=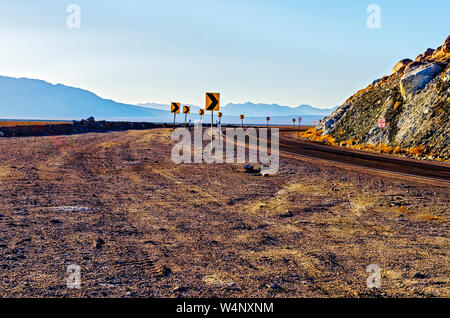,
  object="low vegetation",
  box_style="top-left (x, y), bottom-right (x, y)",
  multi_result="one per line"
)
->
top-left (300, 128), bottom-right (449, 162)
